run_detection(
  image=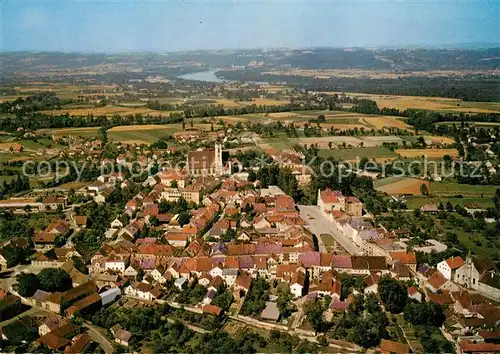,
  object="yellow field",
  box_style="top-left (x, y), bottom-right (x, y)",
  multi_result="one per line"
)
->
top-left (0, 142), bottom-right (23, 150)
top-left (41, 105), bottom-right (171, 116)
top-left (57, 181), bottom-right (89, 190)
top-left (425, 136), bottom-right (455, 145)
top-left (319, 123), bottom-right (368, 130)
top-left (264, 68), bottom-right (500, 79)
top-left (360, 116), bottom-right (413, 131)
top-left (107, 123), bottom-right (213, 132)
top-left (323, 92), bottom-right (500, 114)
top-left (213, 98), bottom-right (290, 107)
top-left (396, 148), bottom-right (458, 158)
top-left (250, 97), bottom-right (290, 105)
top-left (40, 127), bottom-right (99, 137)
